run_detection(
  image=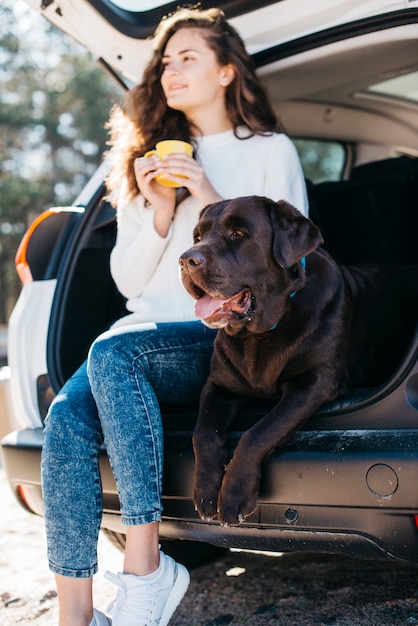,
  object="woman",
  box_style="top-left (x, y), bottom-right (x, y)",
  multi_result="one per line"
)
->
top-left (41, 6), bottom-right (308, 626)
